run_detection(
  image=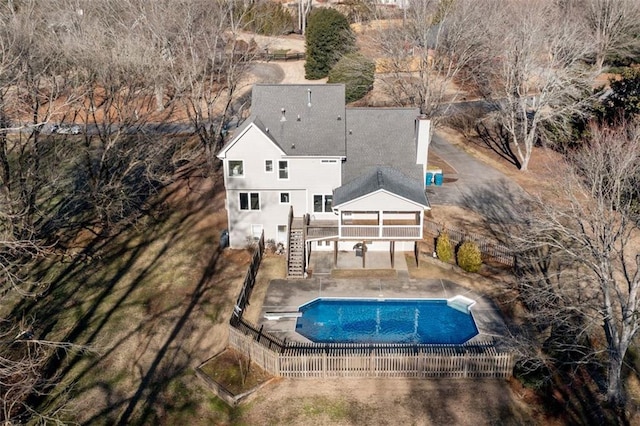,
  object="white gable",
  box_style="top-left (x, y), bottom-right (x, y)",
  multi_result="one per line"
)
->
top-left (217, 122), bottom-right (285, 159)
top-left (336, 190), bottom-right (427, 211)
